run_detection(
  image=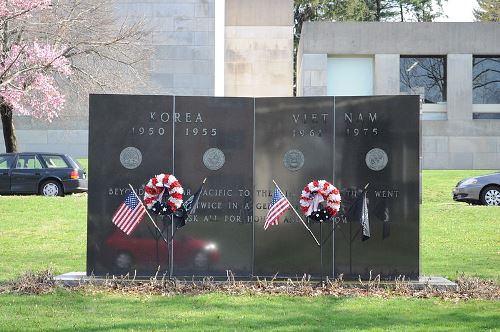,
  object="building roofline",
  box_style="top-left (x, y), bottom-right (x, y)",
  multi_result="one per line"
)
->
top-left (300, 21), bottom-right (500, 55)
